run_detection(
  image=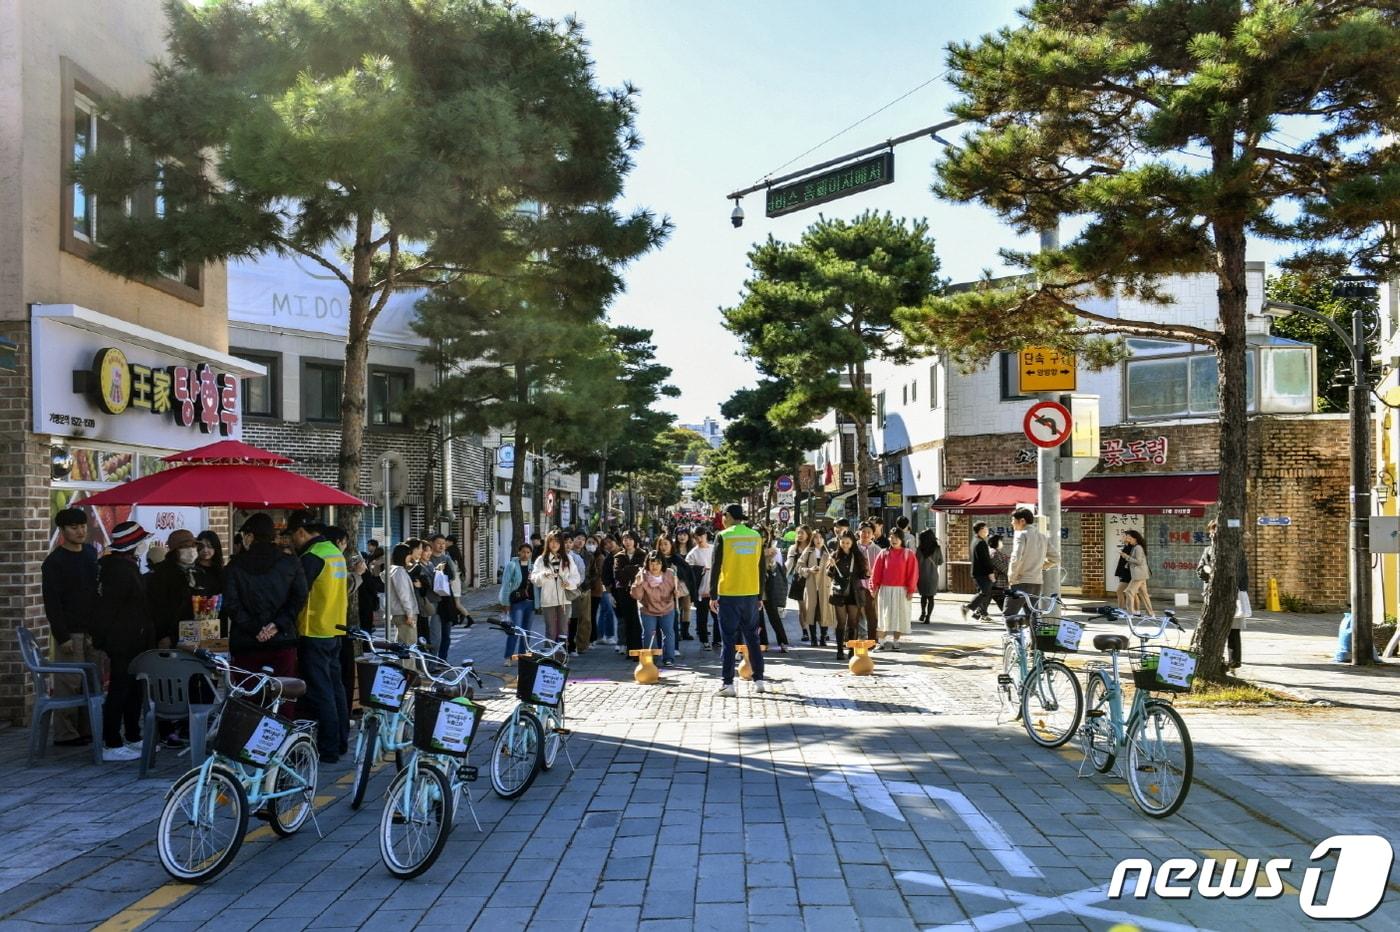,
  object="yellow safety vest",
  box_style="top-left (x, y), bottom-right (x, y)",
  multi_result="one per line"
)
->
top-left (298, 539), bottom-right (348, 638)
top-left (716, 524), bottom-right (762, 597)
